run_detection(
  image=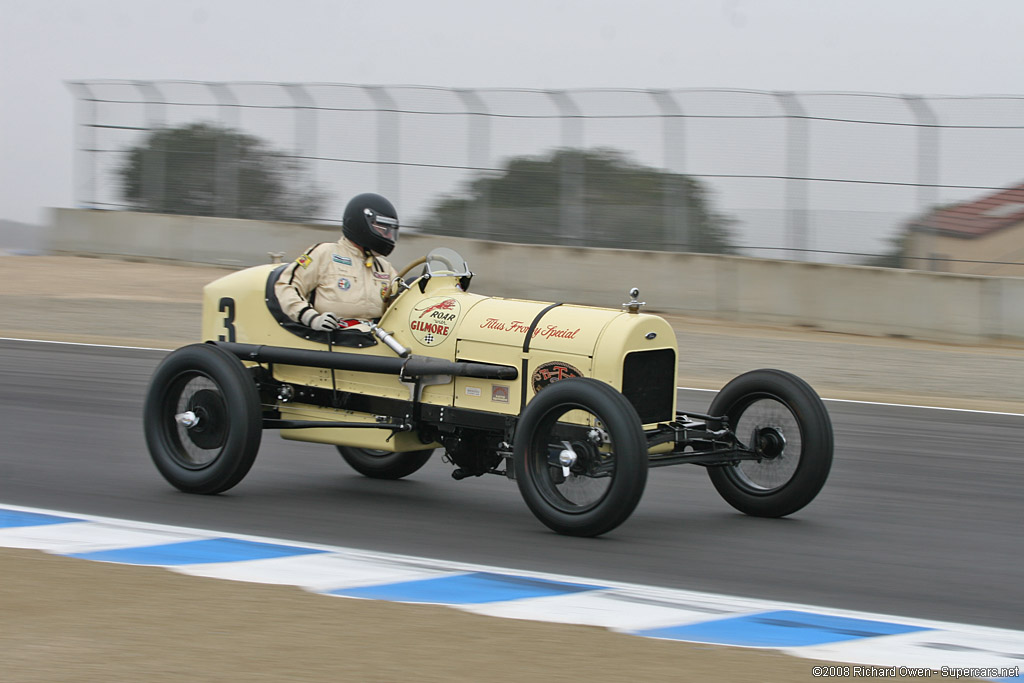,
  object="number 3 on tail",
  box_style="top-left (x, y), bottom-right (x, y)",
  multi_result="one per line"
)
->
top-left (218, 297), bottom-right (236, 342)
